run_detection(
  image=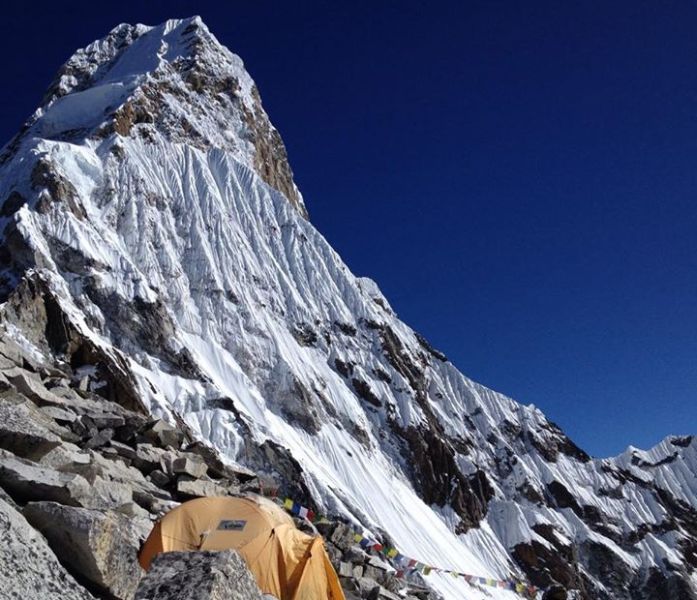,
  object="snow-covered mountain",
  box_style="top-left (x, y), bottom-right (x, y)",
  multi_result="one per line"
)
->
top-left (0, 16), bottom-right (695, 600)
